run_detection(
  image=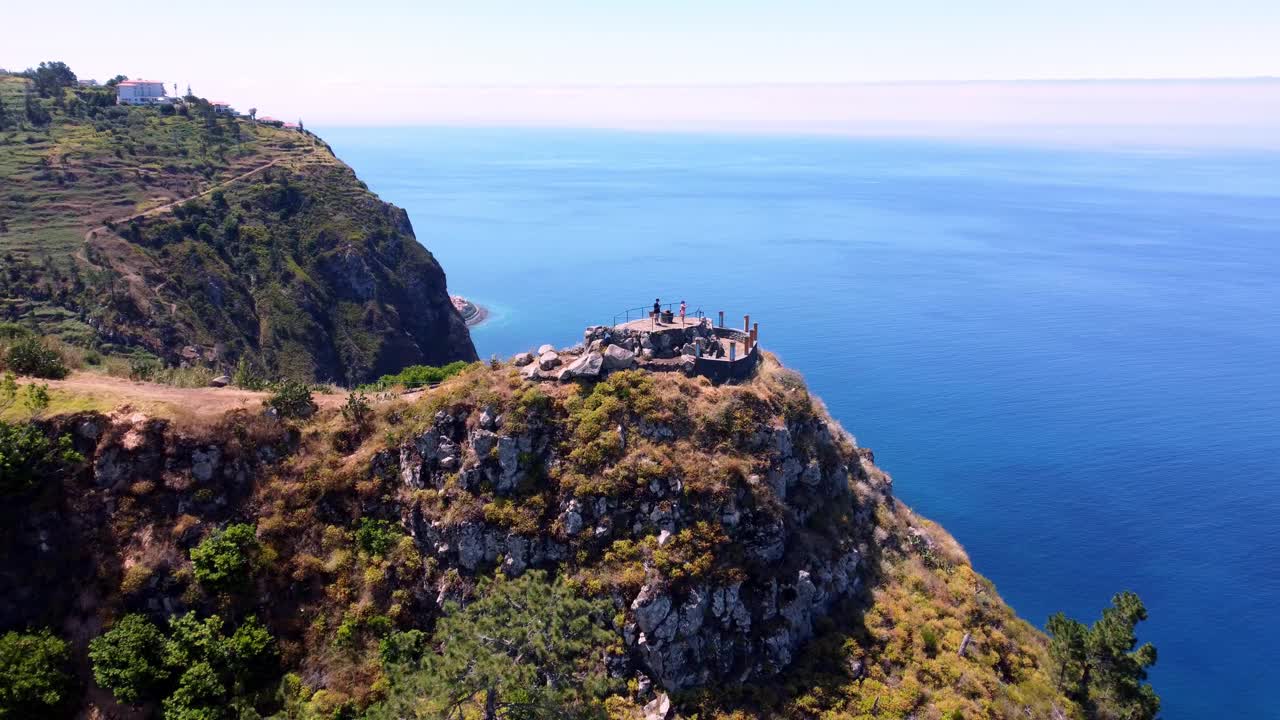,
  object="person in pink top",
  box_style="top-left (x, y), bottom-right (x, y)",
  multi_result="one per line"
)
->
top-left (679, 300), bottom-right (687, 325)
